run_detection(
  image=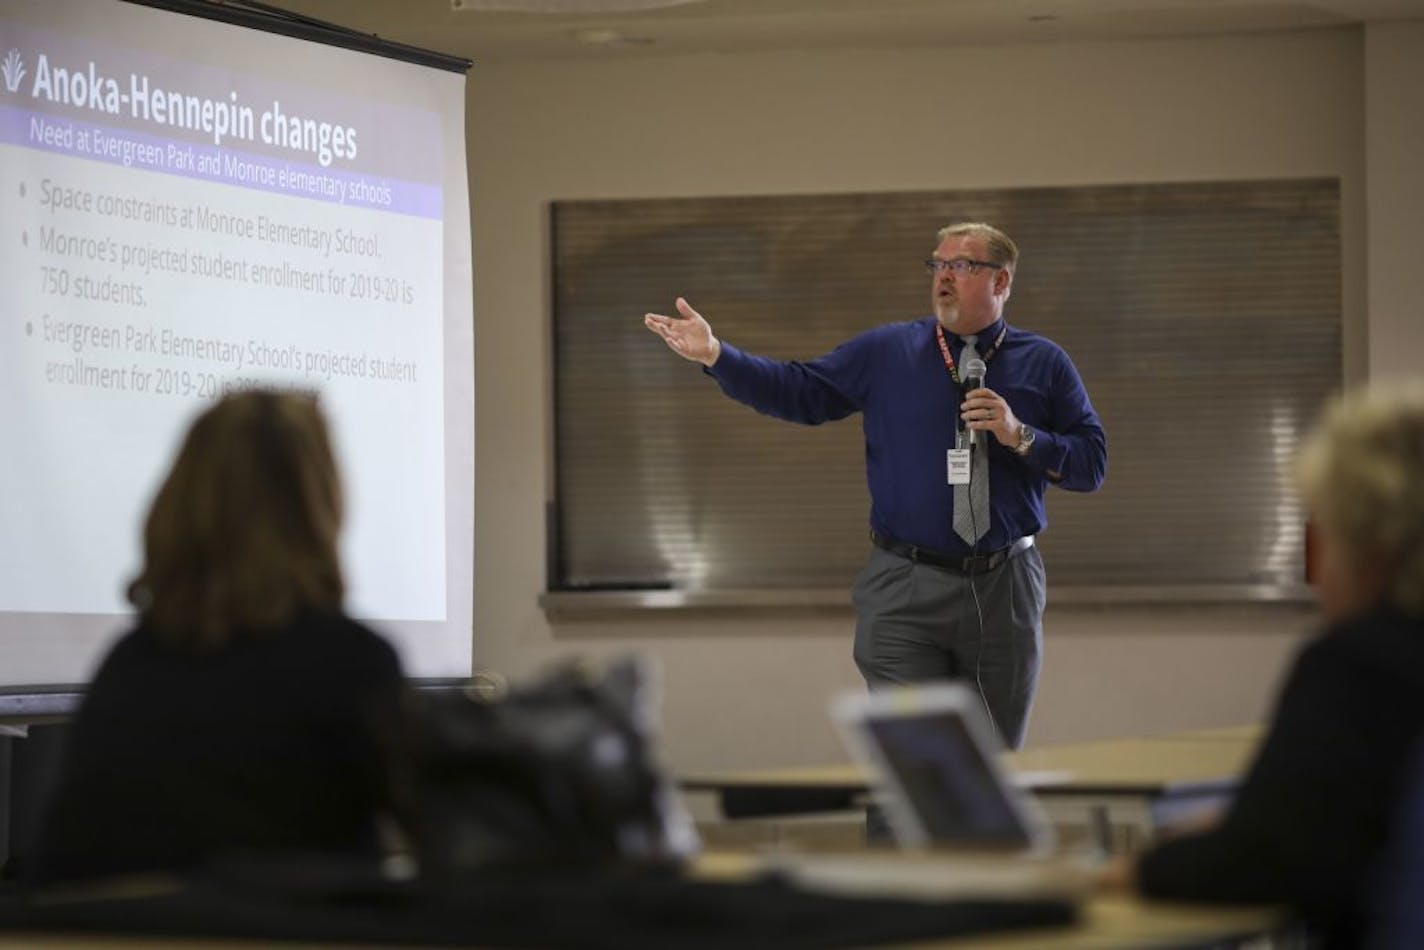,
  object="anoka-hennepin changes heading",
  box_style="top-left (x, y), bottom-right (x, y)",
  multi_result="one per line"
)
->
top-left (27, 53), bottom-right (358, 168)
